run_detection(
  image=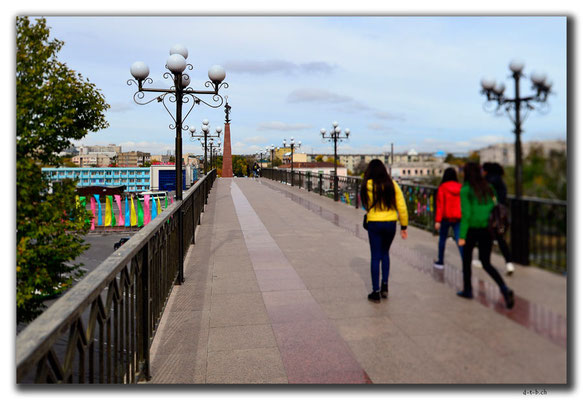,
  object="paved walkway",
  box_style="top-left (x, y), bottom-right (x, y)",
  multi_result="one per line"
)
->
top-left (146, 177), bottom-right (567, 384)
